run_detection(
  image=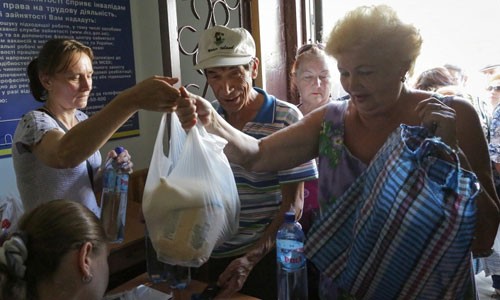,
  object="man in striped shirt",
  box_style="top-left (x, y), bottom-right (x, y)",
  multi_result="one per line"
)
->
top-left (191, 25), bottom-right (318, 299)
